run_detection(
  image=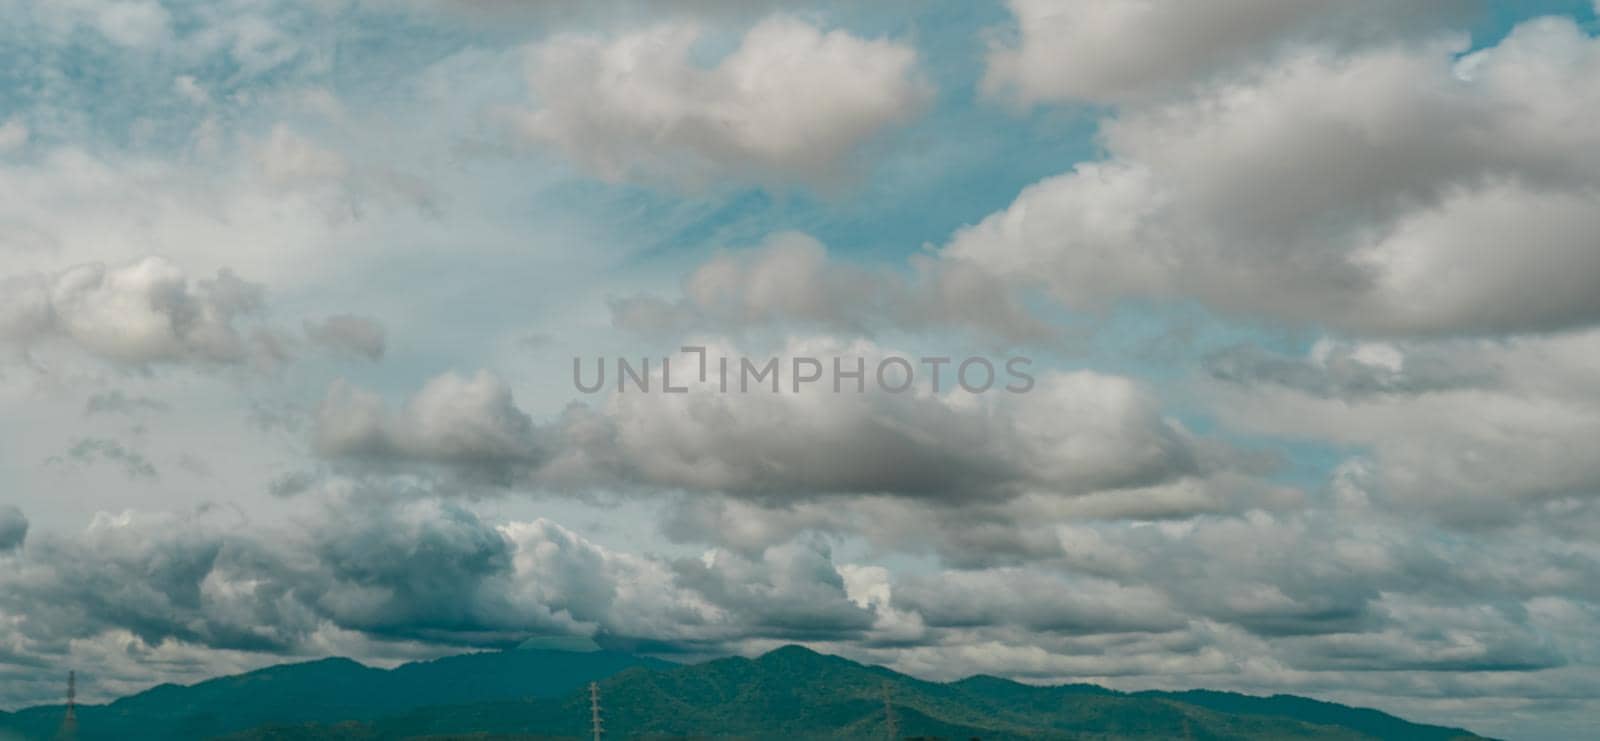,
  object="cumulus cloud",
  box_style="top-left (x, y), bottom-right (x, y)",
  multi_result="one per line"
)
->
top-left (0, 256), bottom-right (287, 369)
top-left (982, 0), bottom-right (1475, 105)
top-left (670, 541), bottom-right (875, 642)
top-left (314, 371), bottom-right (540, 480)
top-left (515, 15), bottom-right (931, 188)
top-left (953, 17), bottom-right (1600, 336)
top-left (311, 342), bottom-right (1214, 504)
top-left (1205, 330), bottom-right (1600, 525)
top-left (550, 340), bottom-right (1204, 502)
top-left (304, 314), bottom-right (387, 361)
